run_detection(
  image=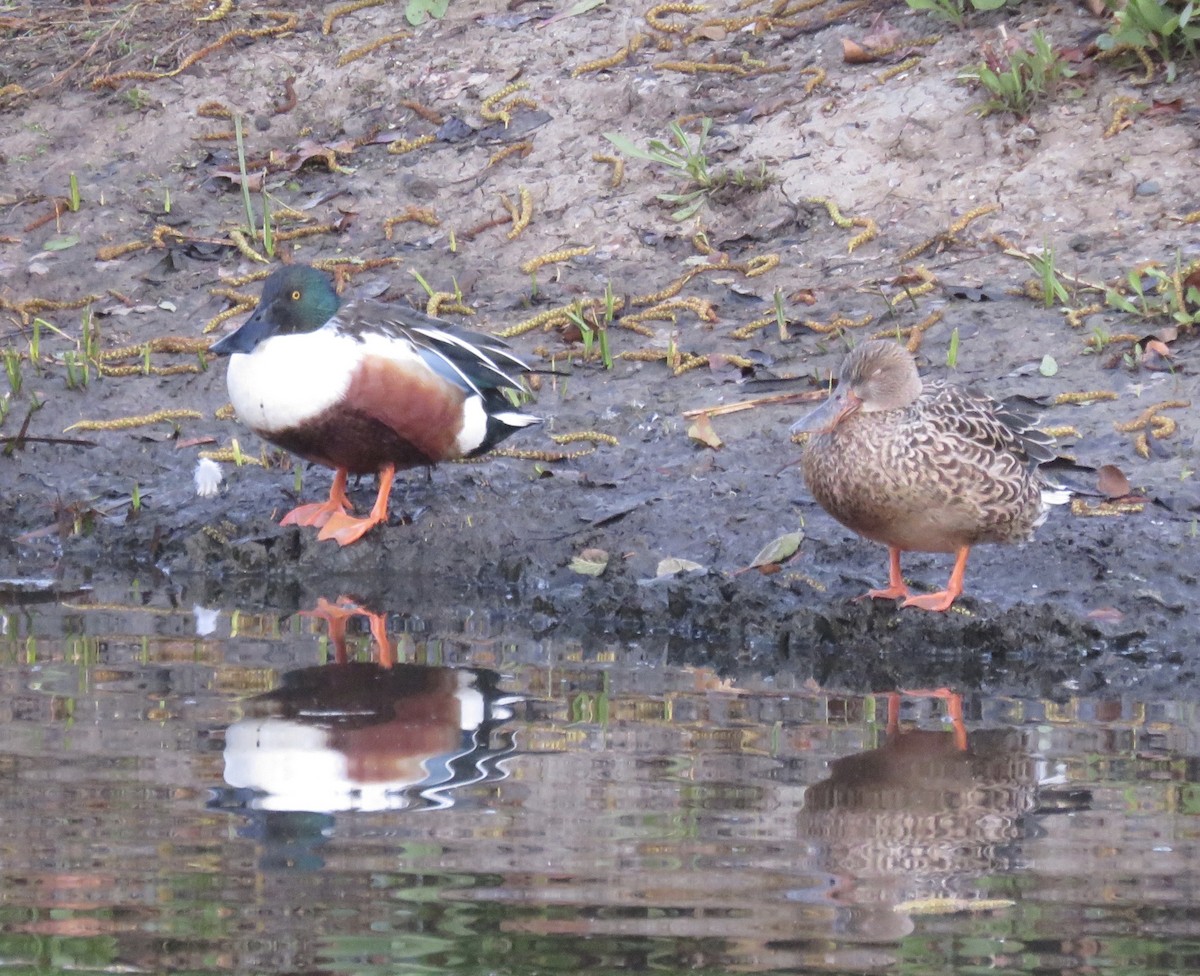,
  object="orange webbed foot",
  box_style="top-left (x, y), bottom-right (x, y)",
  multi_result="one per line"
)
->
top-left (858, 546), bottom-right (911, 601)
top-left (280, 469), bottom-right (353, 528)
top-left (280, 499), bottom-right (349, 528)
top-left (317, 511), bottom-right (385, 546)
top-left (901, 590), bottom-right (959, 612)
